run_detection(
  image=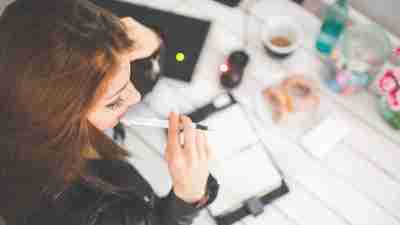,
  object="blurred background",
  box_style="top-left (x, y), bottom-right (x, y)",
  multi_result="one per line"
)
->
top-left (1, 0), bottom-right (399, 37)
top-left (329, 0), bottom-right (400, 37)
